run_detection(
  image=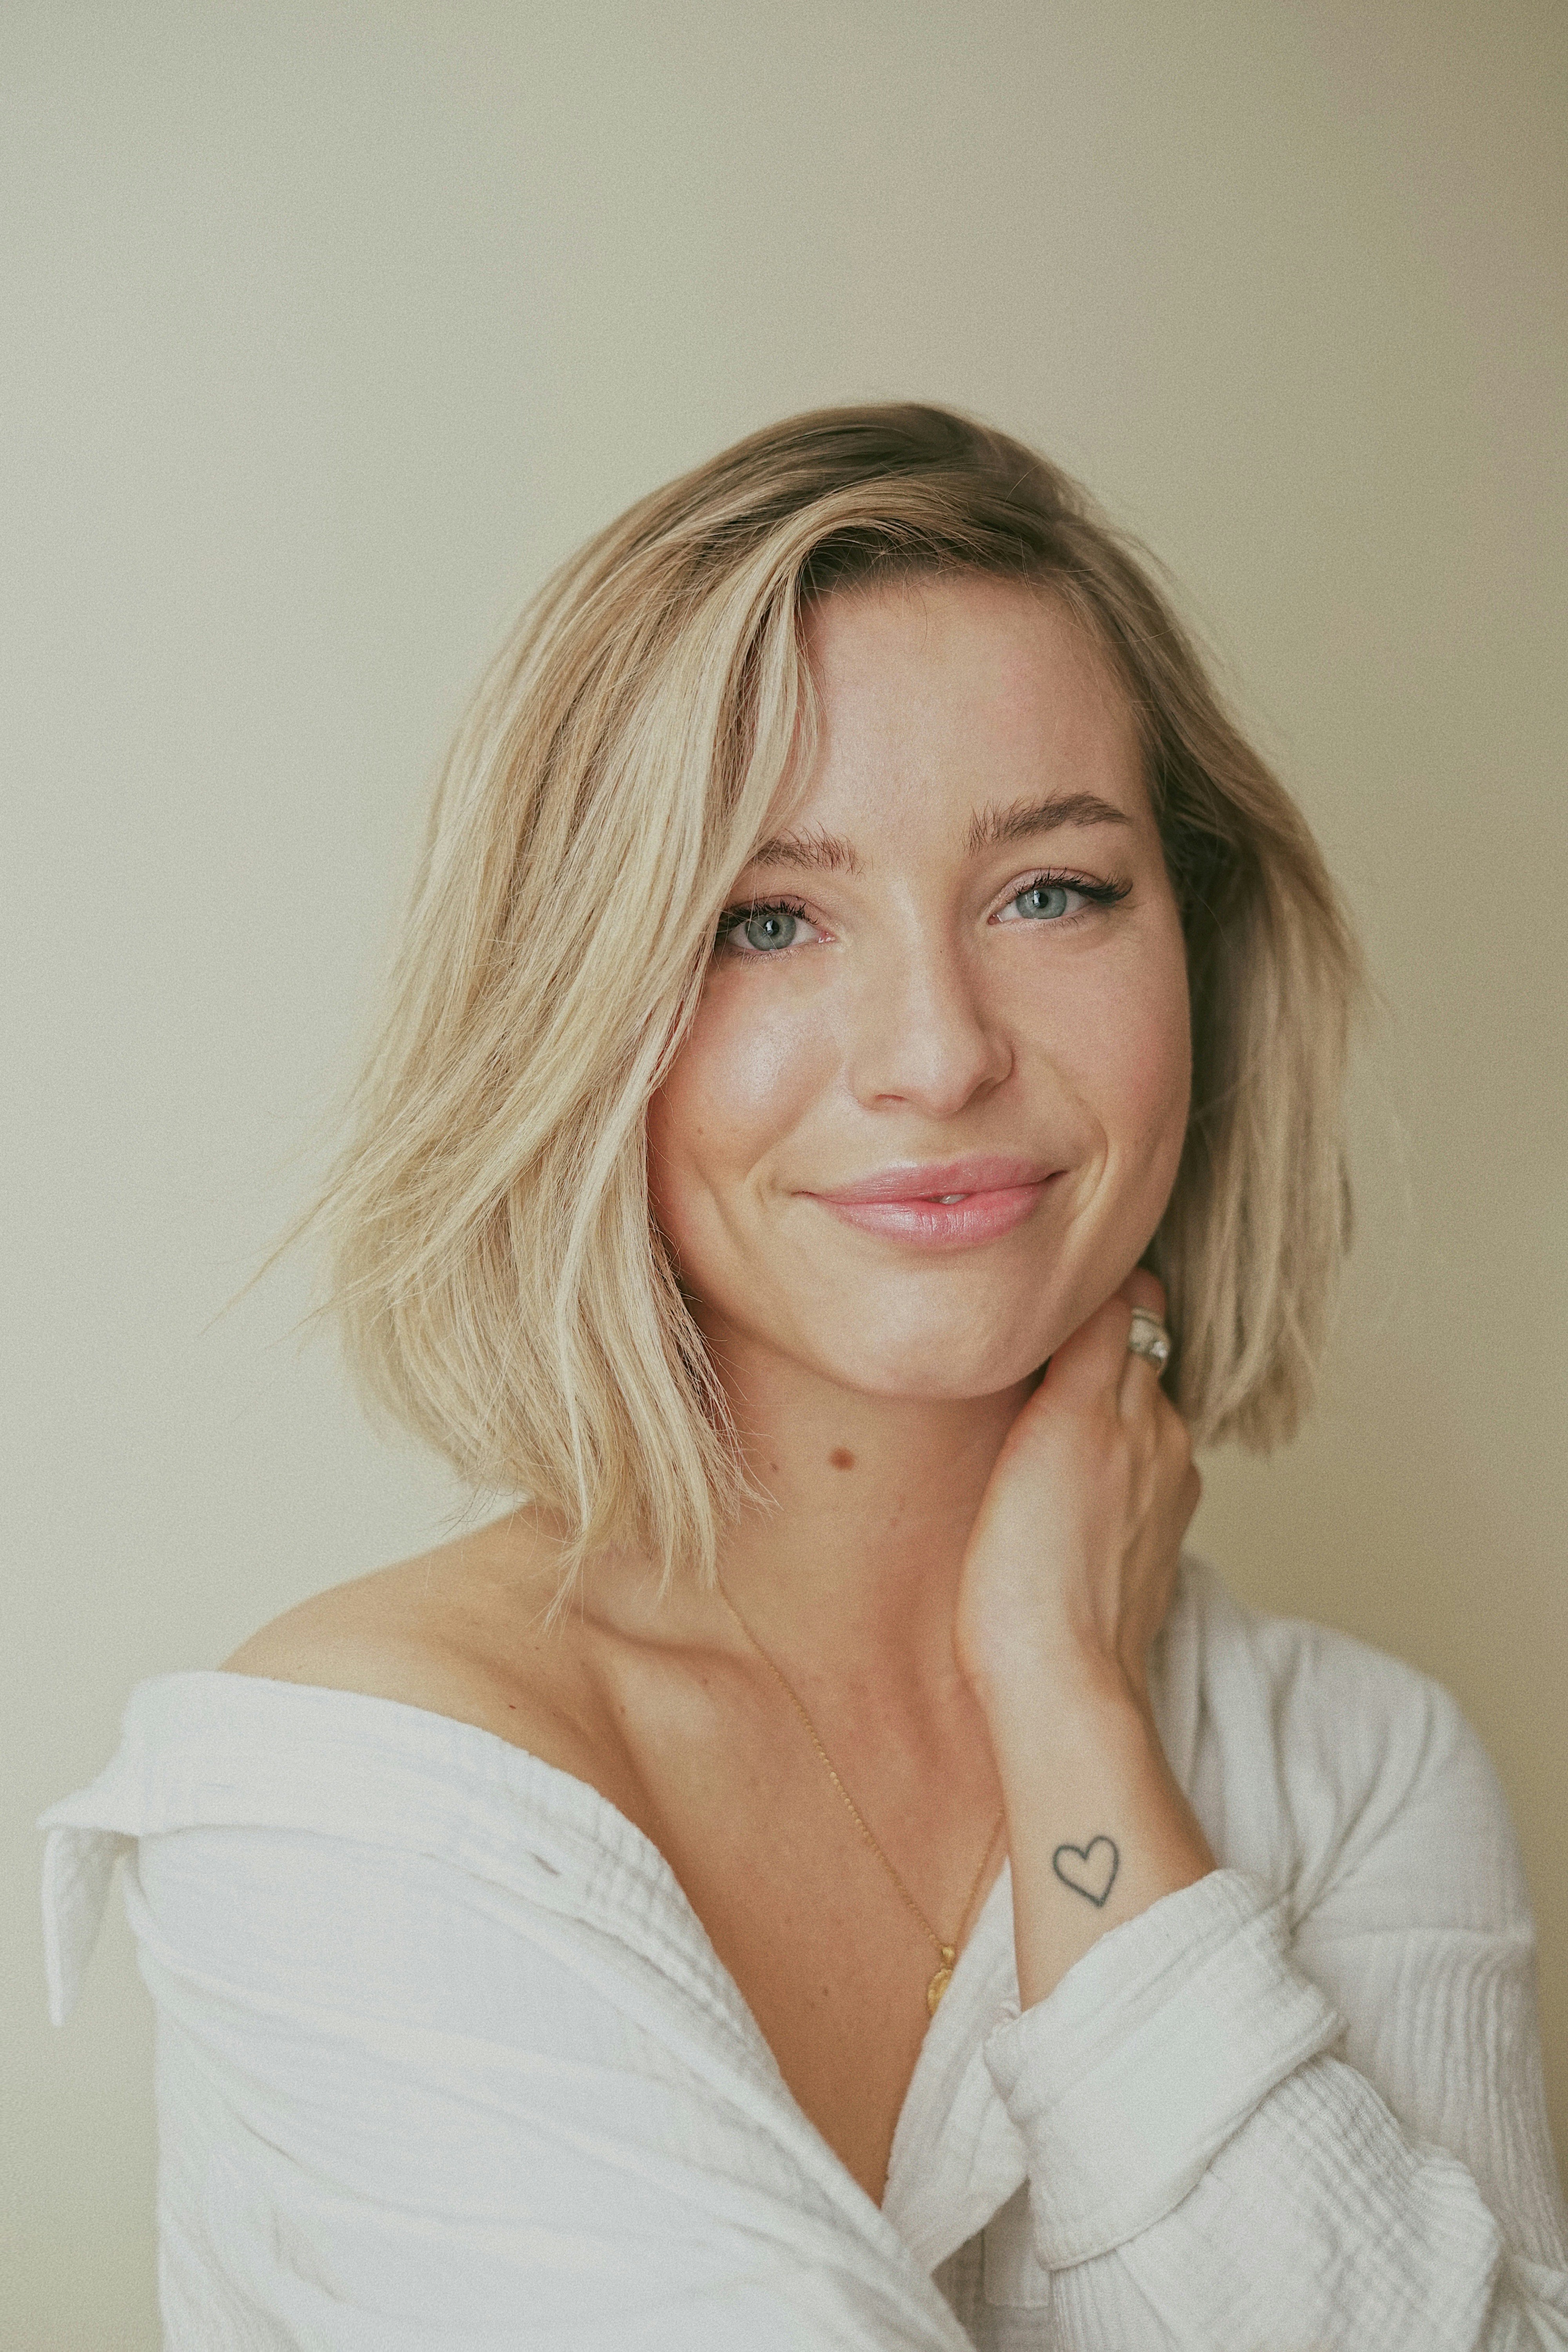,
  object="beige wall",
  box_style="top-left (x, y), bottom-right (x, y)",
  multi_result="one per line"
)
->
top-left (6, 4), bottom-right (1564, 2341)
